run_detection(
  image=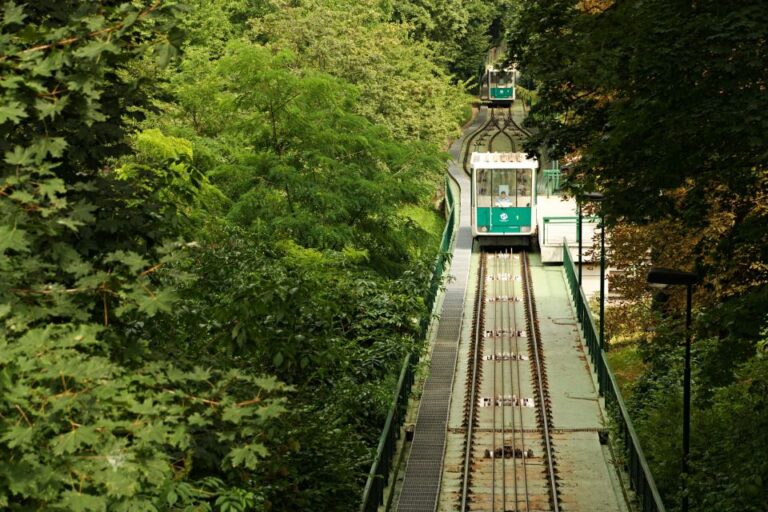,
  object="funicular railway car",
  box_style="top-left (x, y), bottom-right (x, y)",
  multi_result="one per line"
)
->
top-left (480, 66), bottom-right (516, 105)
top-left (471, 152), bottom-right (538, 246)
